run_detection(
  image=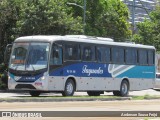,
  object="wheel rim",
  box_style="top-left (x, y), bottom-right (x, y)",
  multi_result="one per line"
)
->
top-left (66, 82), bottom-right (73, 95)
top-left (122, 83), bottom-right (128, 94)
